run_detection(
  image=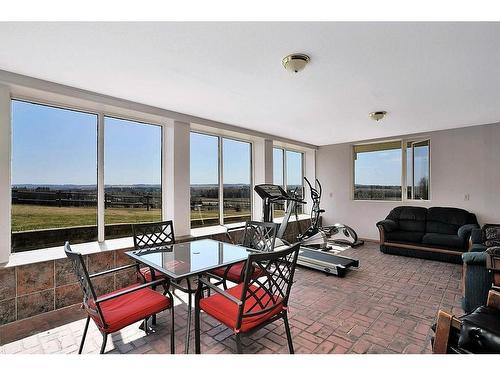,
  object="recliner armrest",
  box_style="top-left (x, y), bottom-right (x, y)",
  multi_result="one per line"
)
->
top-left (458, 224), bottom-right (480, 241)
top-left (462, 251), bottom-right (487, 266)
top-left (376, 219), bottom-right (398, 233)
